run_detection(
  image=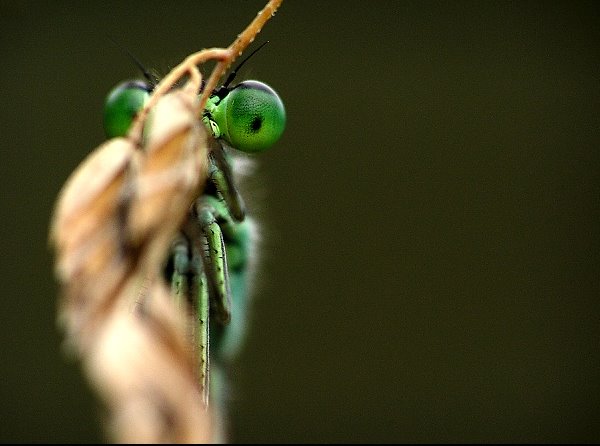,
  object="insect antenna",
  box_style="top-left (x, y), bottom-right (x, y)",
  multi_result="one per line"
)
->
top-left (107, 35), bottom-right (159, 88)
top-left (213, 41), bottom-right (270, 98)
